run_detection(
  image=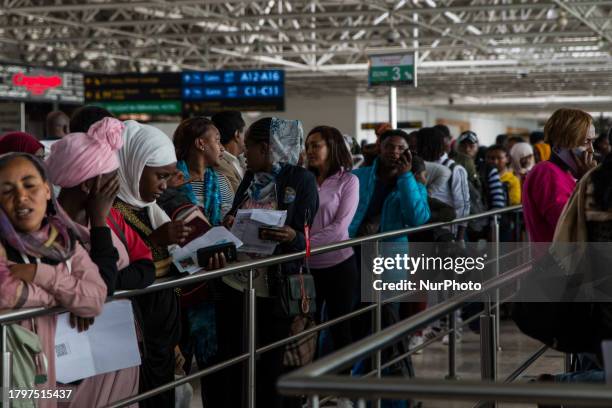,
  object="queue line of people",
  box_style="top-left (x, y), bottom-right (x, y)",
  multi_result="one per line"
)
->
top-left (0, 105), bottom-right (608, 408)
